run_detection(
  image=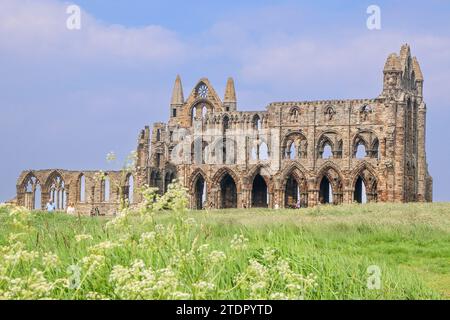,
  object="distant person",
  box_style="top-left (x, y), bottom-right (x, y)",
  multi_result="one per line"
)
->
top-left (90, 207), bottom-right (100, 217)
top-left (66, 203), bottom-right (76, 215)
top-left (46, 200), bottom-right (55, 212)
